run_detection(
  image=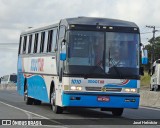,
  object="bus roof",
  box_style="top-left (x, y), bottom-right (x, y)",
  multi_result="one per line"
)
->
top-left (64, 17), bottom-right (138, 28)
top-left (21, 23), bottom-right (59, 35)
top-left (21, 17), bottom-right (138, 35)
